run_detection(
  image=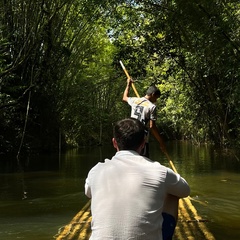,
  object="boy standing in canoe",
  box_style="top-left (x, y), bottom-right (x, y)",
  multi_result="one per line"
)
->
top-left (85, 118), bottom-right (190, 240)
top-left (122, 78), bottom-right (166, 157)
